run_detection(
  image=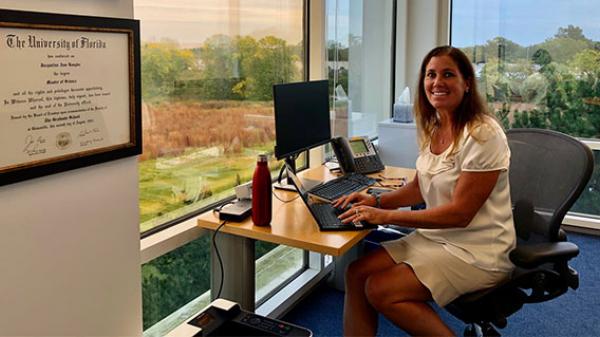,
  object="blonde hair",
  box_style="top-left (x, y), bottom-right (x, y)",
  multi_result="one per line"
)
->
top-left (414, 46), bottom-right (496, 153)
